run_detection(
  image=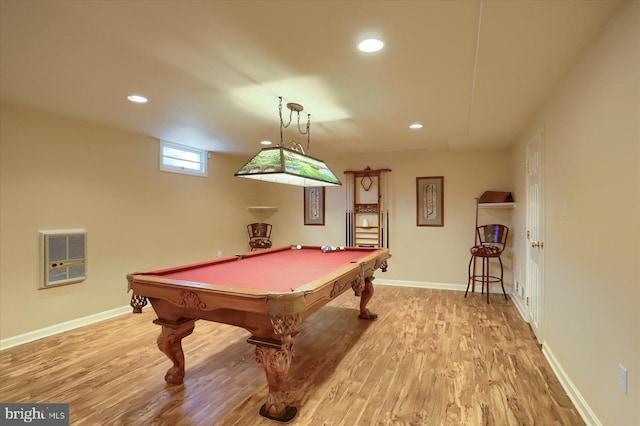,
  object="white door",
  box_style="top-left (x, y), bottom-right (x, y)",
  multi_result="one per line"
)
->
top-left (526, 127), bottom-right (545, 343)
